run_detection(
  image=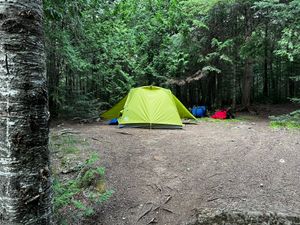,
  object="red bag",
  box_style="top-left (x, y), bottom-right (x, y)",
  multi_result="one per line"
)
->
top-left (211, 110), bottom-right (227, 119)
